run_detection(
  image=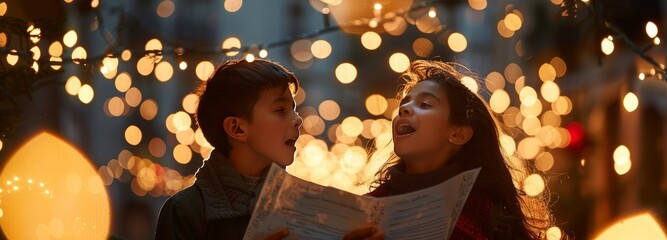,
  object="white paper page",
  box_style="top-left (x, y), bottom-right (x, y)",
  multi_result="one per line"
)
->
top-left (379, 168), bottom-right (480, 240)
top-left (259, 172), bottom-right (374, 240)
top-left (243, 164), bottom-right (287, 240)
